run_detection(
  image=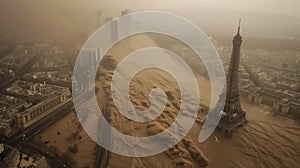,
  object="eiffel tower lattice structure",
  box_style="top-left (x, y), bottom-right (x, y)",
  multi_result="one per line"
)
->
top-left (218, 20), bottom-right (247, 138)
